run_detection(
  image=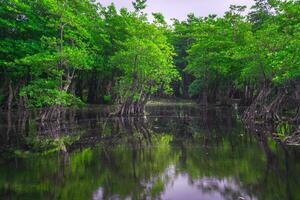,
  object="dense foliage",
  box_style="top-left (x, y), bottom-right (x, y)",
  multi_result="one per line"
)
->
top-left (174, 0), bottom-right (300, 123)
top-left (1, 0), bottom-right (300, 121)
top-left (0, 0), bottom-right (179, 117)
